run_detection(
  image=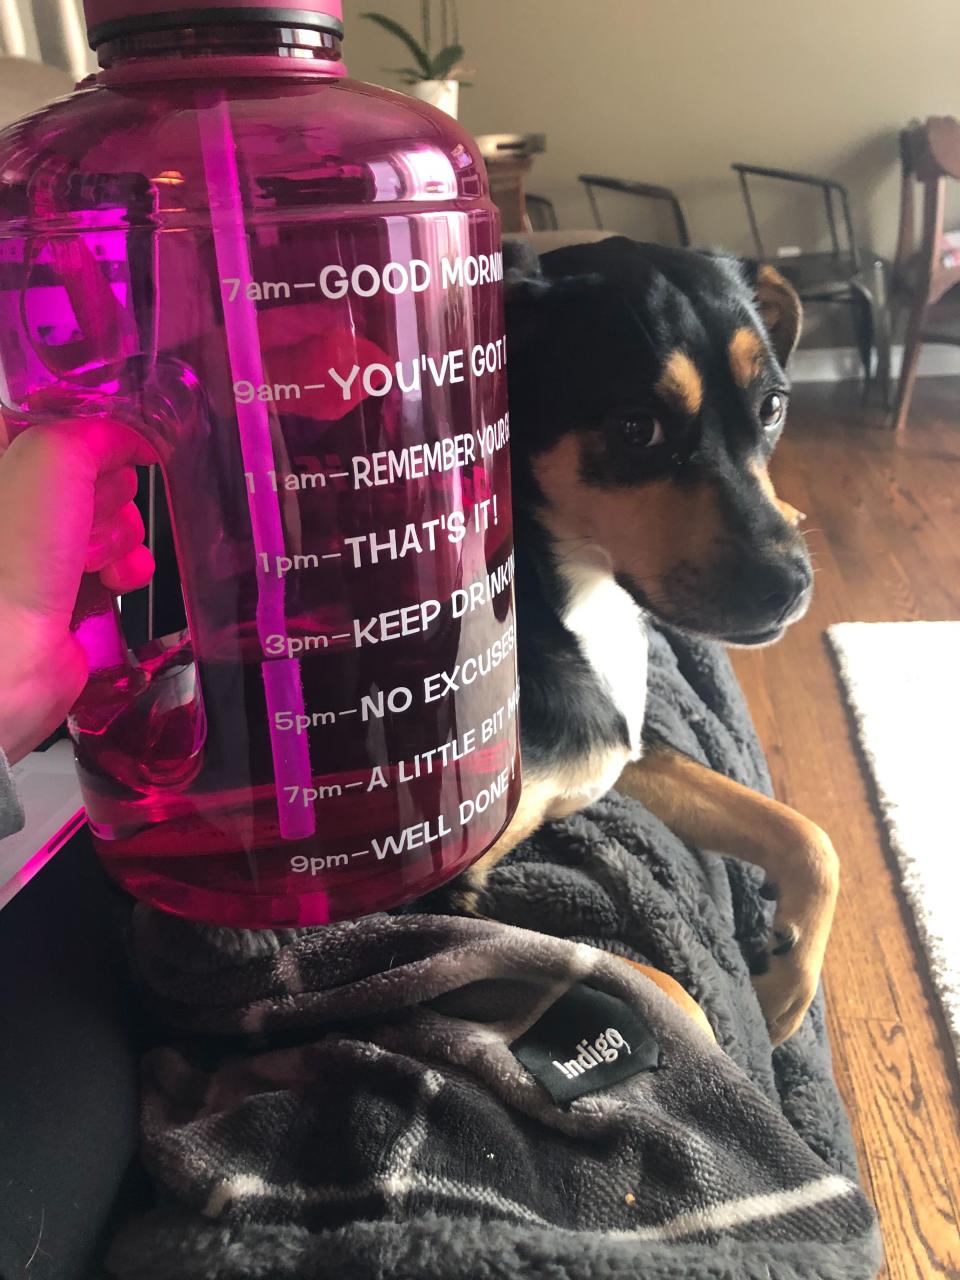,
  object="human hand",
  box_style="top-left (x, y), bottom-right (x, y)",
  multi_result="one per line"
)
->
top-left (0, 421), bottom-right (156, 763)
